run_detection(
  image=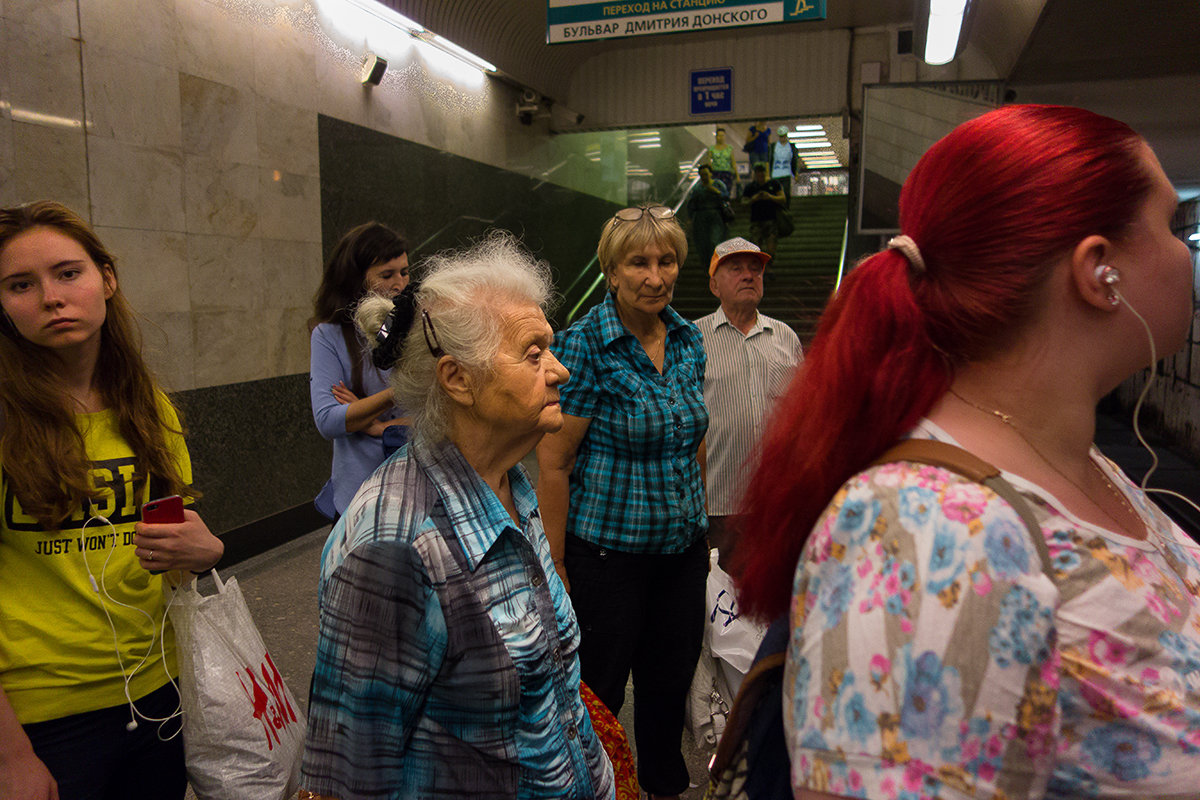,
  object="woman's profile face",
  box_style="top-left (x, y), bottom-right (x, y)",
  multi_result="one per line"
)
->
top-left (1114, 145), bottom-right (1193, 358)
top-left (0, 226), bottom-right (115, 353)
top-left (609, 240), bottom-right (679, 319)
top-left (470, 300), bottom-right (570, 436)
top-left (364, 253), bottom-right (410, 298)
